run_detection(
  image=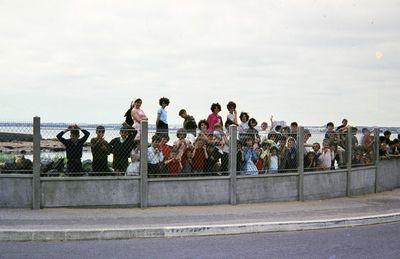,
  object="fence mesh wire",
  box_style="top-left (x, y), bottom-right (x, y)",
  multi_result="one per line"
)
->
top-left (1, 122), bottom-right (399, 177)
top-left (0, 122), bottom-right (33, 174)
